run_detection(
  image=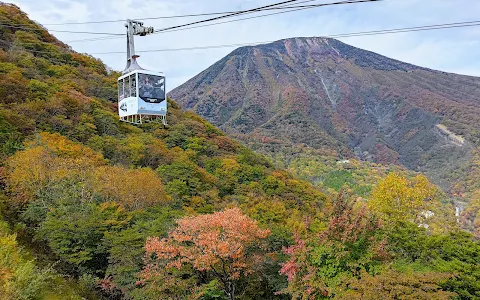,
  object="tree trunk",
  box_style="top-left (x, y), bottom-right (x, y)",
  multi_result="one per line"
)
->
top-left (227, 281), bottom-right (235, 300)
